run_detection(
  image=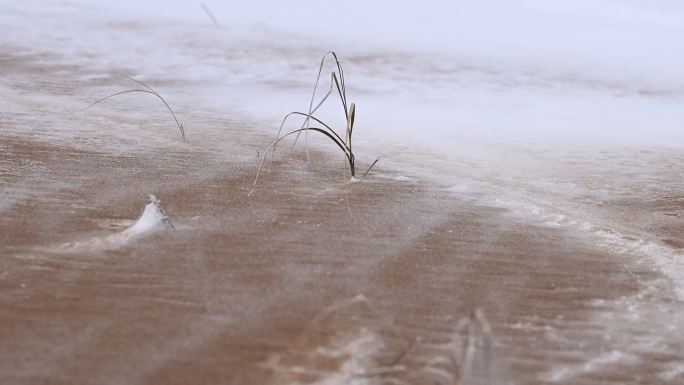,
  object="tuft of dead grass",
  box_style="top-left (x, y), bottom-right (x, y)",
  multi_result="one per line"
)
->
top-left (252, 52), bottom-right (378, 190)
